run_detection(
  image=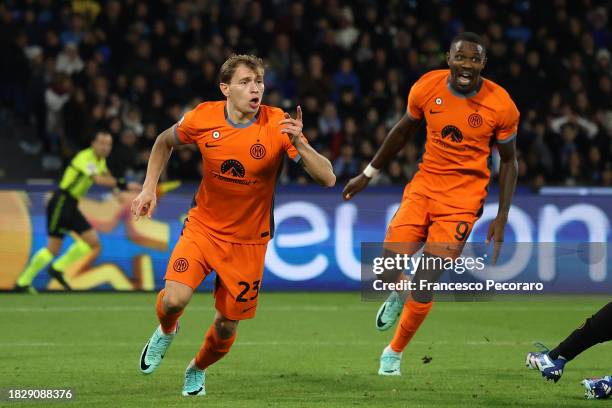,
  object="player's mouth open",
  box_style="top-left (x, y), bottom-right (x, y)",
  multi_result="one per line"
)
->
top-left (457, 72), bottom-right (473, 86)
top-left (248, 97), bottom-right (260, 108)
